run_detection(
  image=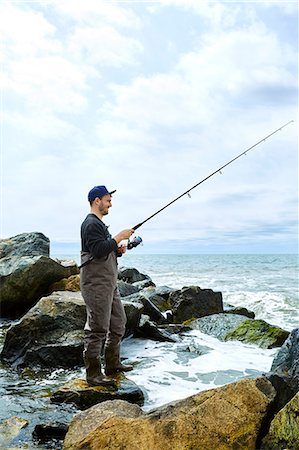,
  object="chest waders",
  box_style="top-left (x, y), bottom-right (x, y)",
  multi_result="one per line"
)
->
top-left (80, 250), bottom-right (132, 386)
